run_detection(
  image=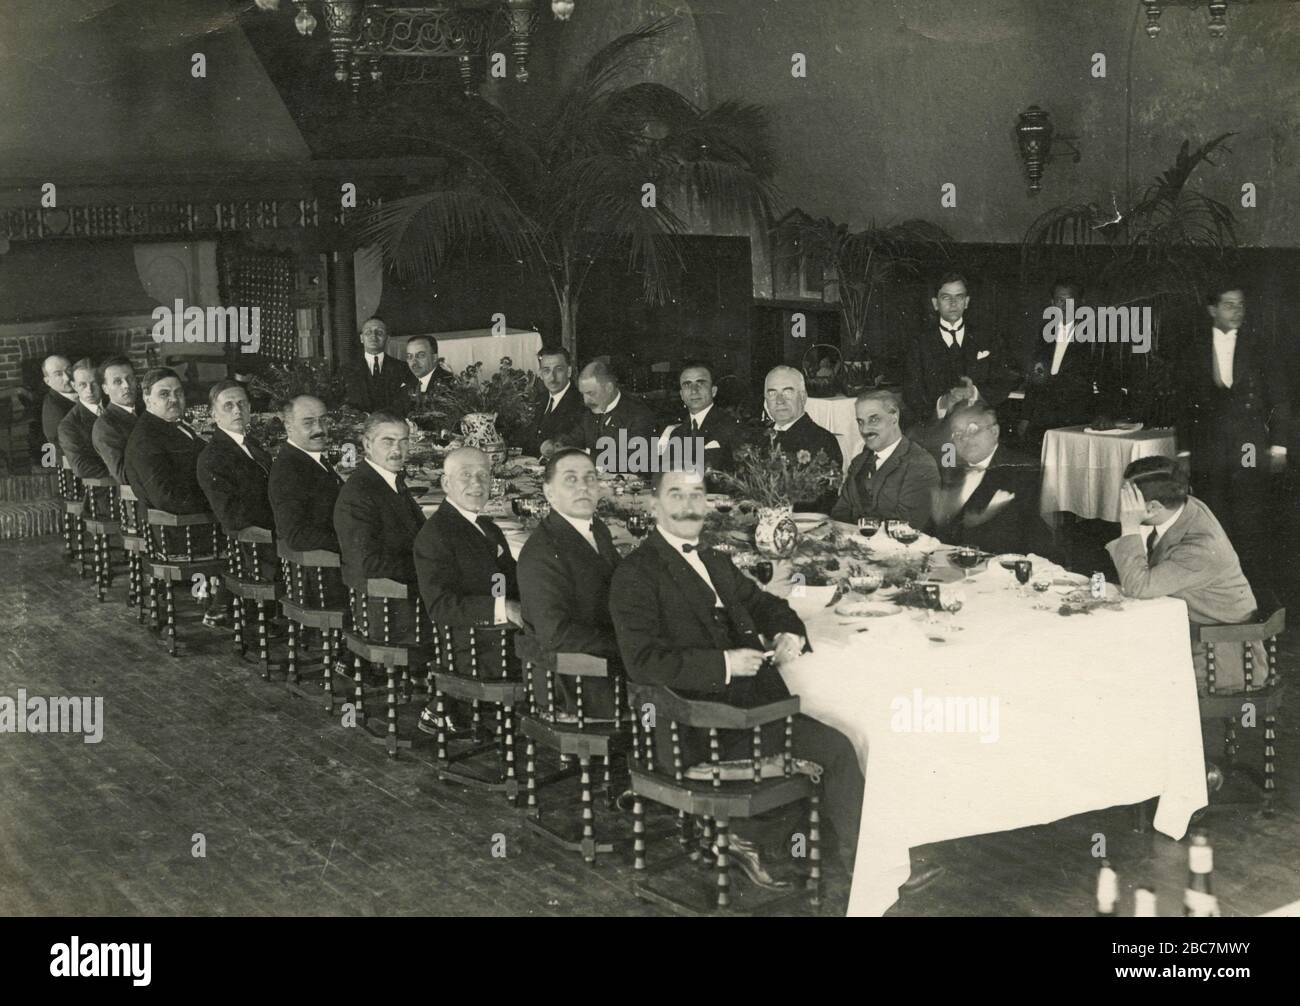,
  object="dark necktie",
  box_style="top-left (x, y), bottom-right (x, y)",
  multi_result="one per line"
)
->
top-left (943, 325), bottom-right (962, 346)
top-left (592, 521), bottom-right (619, 565)
top-left (859, 453), bottom-right (877, 487)
top-left (1146, 528), bottom-right (1158, 557)
top-left (394, 474), bottom-right (424, 524)
top-left (690, 417), bottom-right (700, 434)
top-left (246, 438), bottom-right (269, 475)
top-left (371, 356), bottom-right (380, 378)
top-left (543, 396), bottom-right (554, 418)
